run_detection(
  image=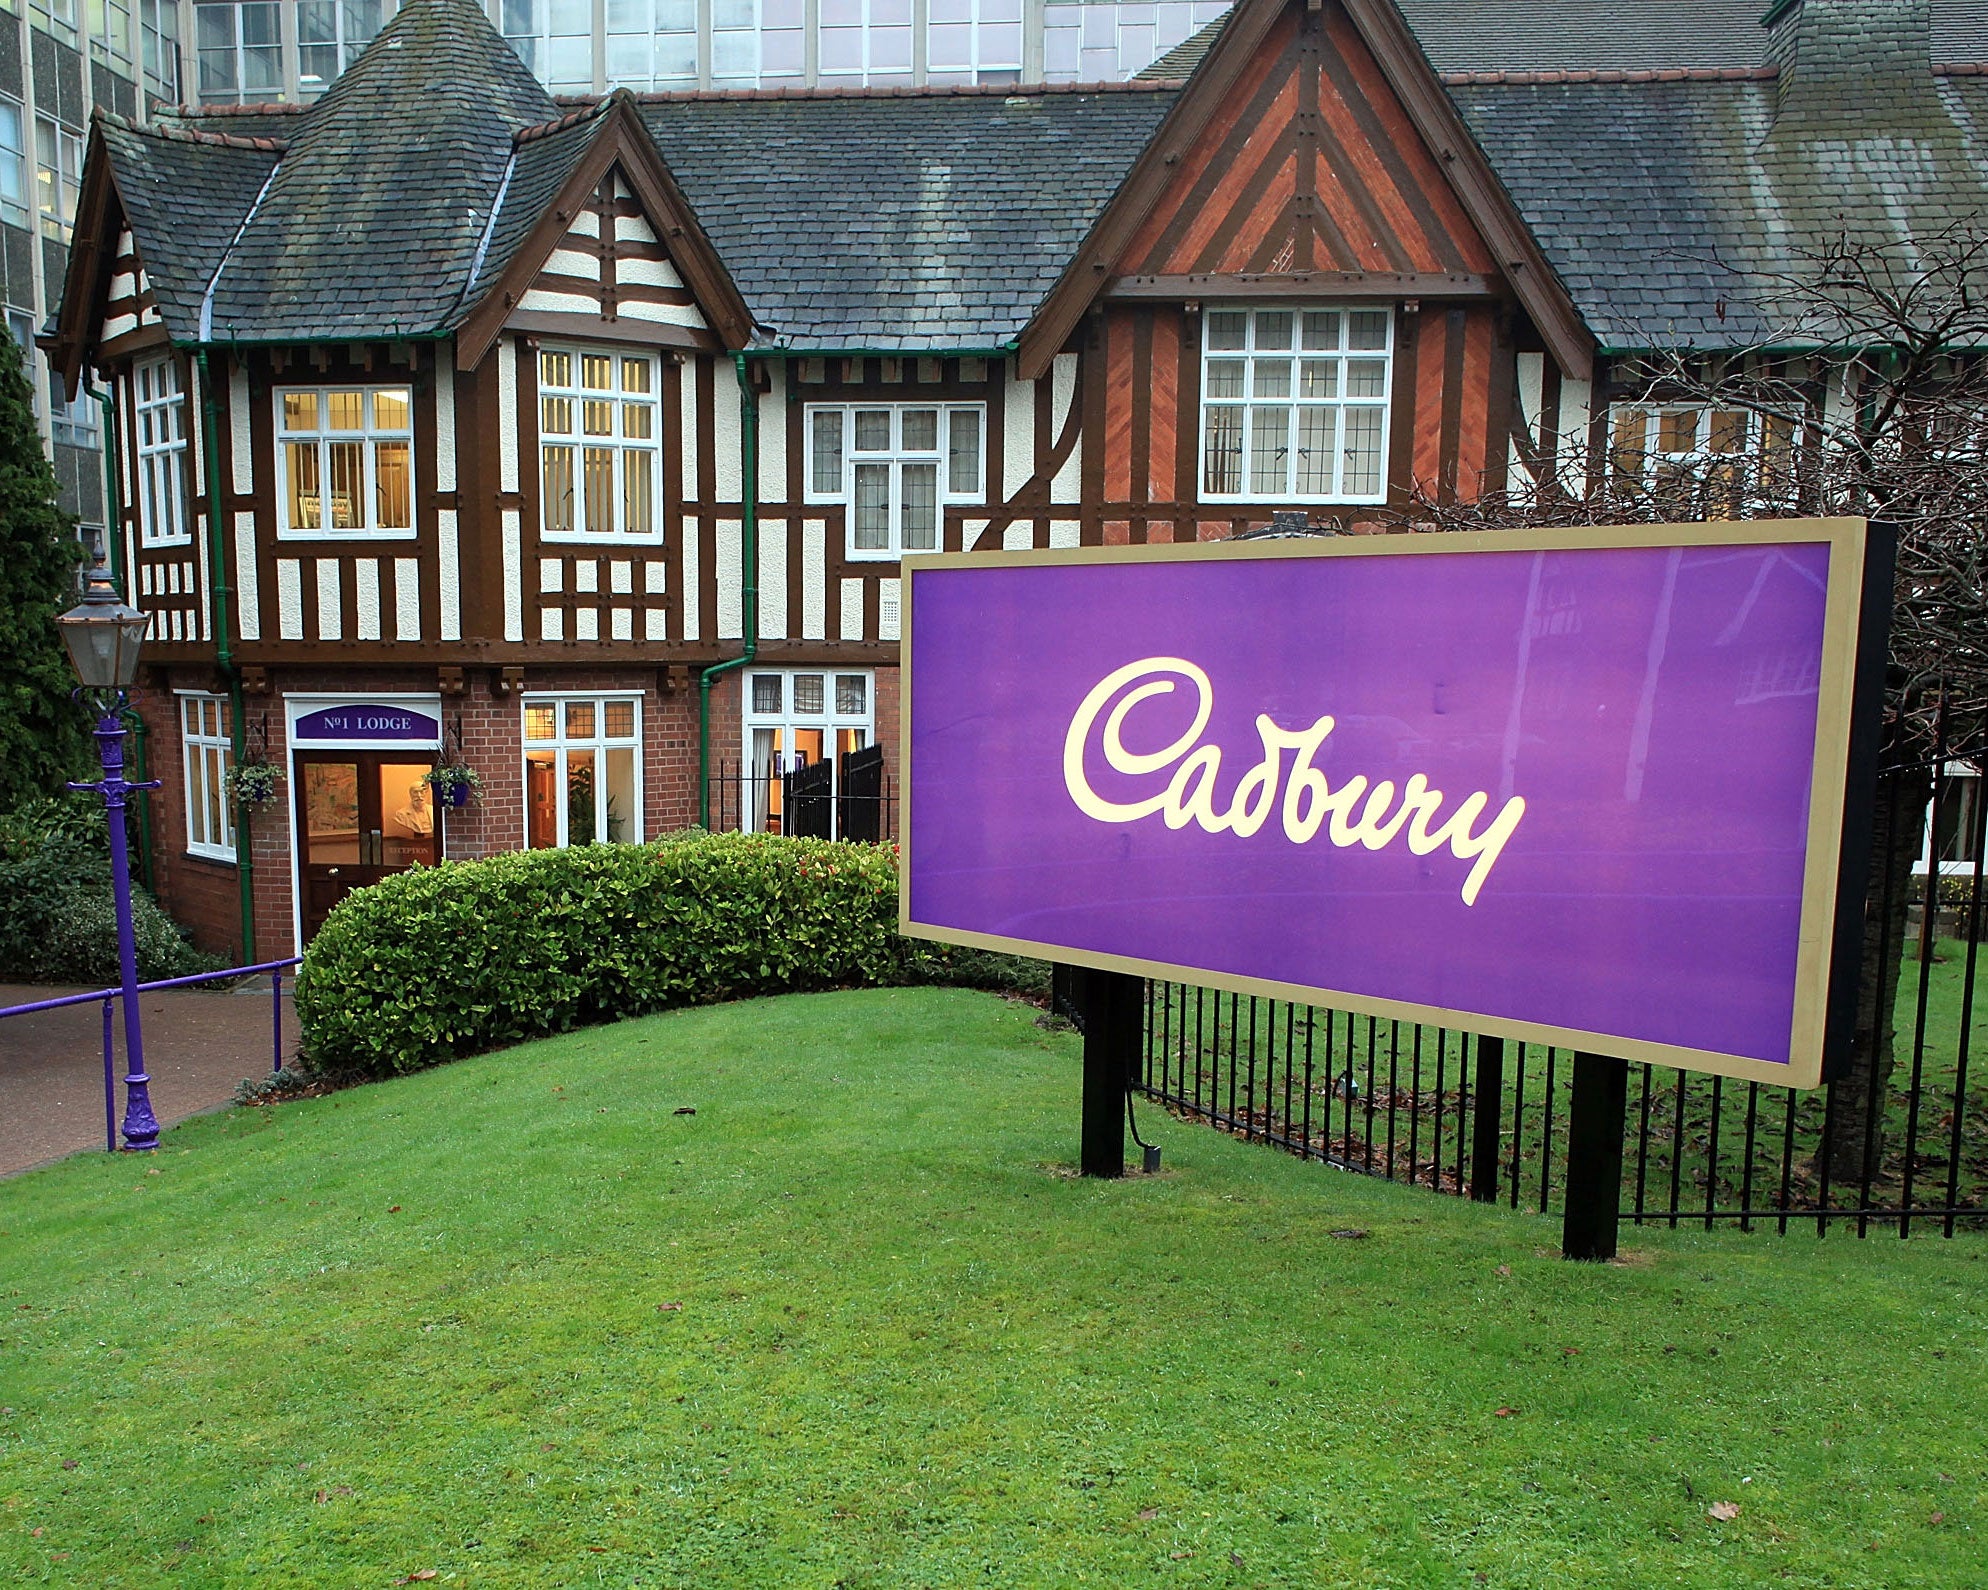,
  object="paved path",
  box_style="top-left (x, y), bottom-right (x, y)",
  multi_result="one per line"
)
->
top-left (0, 979), bottom-right (295, 1176)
